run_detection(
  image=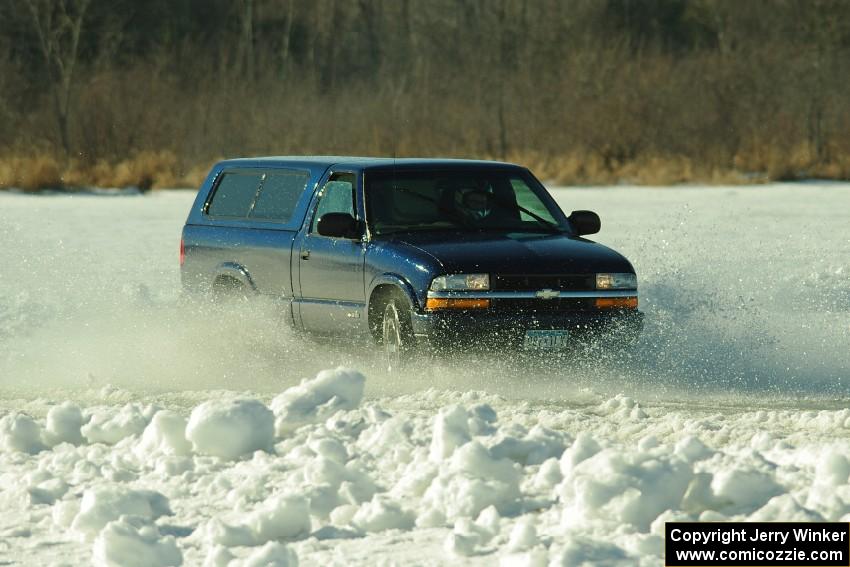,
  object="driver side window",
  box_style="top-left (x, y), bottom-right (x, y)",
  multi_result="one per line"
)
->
top-left (310, 173), bottom-right (356, 233)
